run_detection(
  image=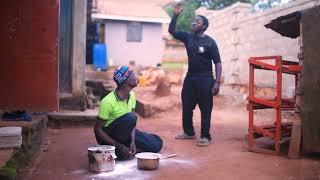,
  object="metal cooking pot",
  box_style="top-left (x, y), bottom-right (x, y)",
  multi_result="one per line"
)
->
top-left (135, 153), bottom-right (177, 170)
